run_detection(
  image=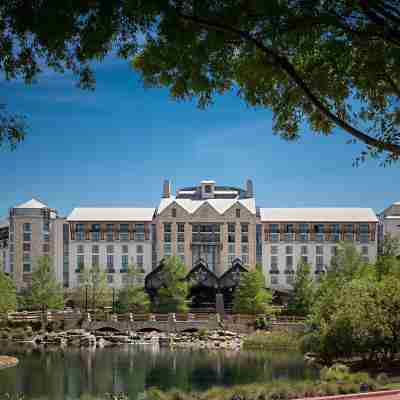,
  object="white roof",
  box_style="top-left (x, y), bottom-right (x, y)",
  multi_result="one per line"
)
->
top-left (158, 197), bottom-right (256, 215)
top-left (15, 198), bottom-right (48, 209)
top-left (260, 208), bottom-right (378, 222)
top-left (201, 180), bottom-right (216, 184)
top-left (67, 208), bottom-right (155, 222)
